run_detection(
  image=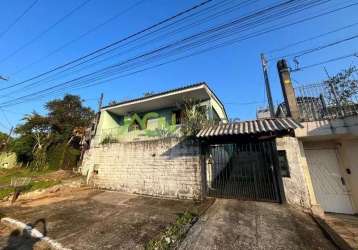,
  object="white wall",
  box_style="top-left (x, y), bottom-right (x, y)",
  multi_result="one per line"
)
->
top-left (276, 137), bottom-right (311, 208)
top-left (81, 137), bottom-right (203, 200)
top-left (339, 139), bottom-right (358, 212)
